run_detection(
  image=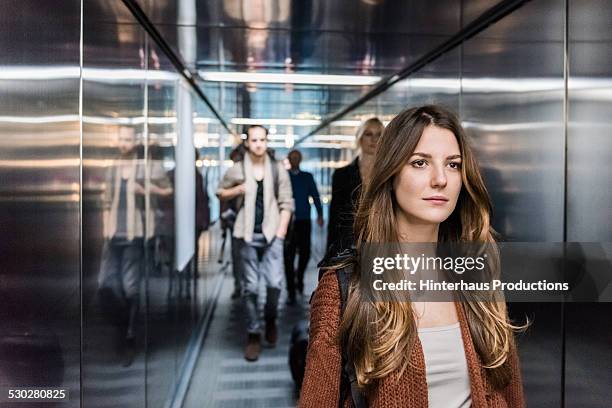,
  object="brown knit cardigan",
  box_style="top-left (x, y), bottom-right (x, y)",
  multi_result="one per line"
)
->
top-left (298, 270), bottom-right (525, 408)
